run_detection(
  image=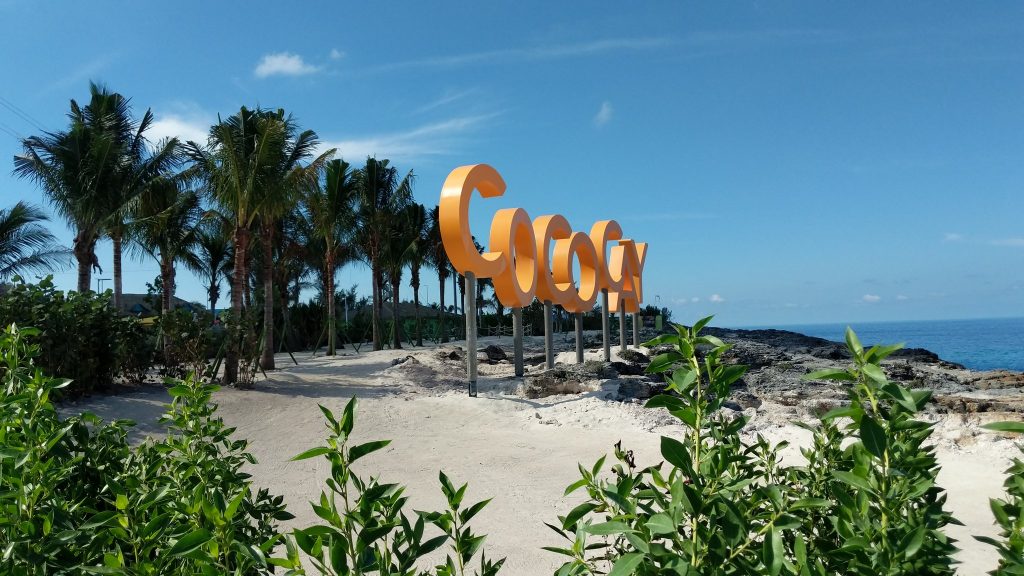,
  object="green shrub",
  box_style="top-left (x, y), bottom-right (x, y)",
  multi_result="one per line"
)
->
top-left (545, 318), bottom-right (971, 575)
top-left (272, 396), bottom-right (504, 575)
top-left (0, 323), bottom-right (289, 574)
top-left (977, 421), bottom-right (1024, 574)
top-left (792, 328), bottom-right (959, 575)
top-left (0, 276), bottom-right (153, 394)
top-left (546, 317), bottom-right (808, 575)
